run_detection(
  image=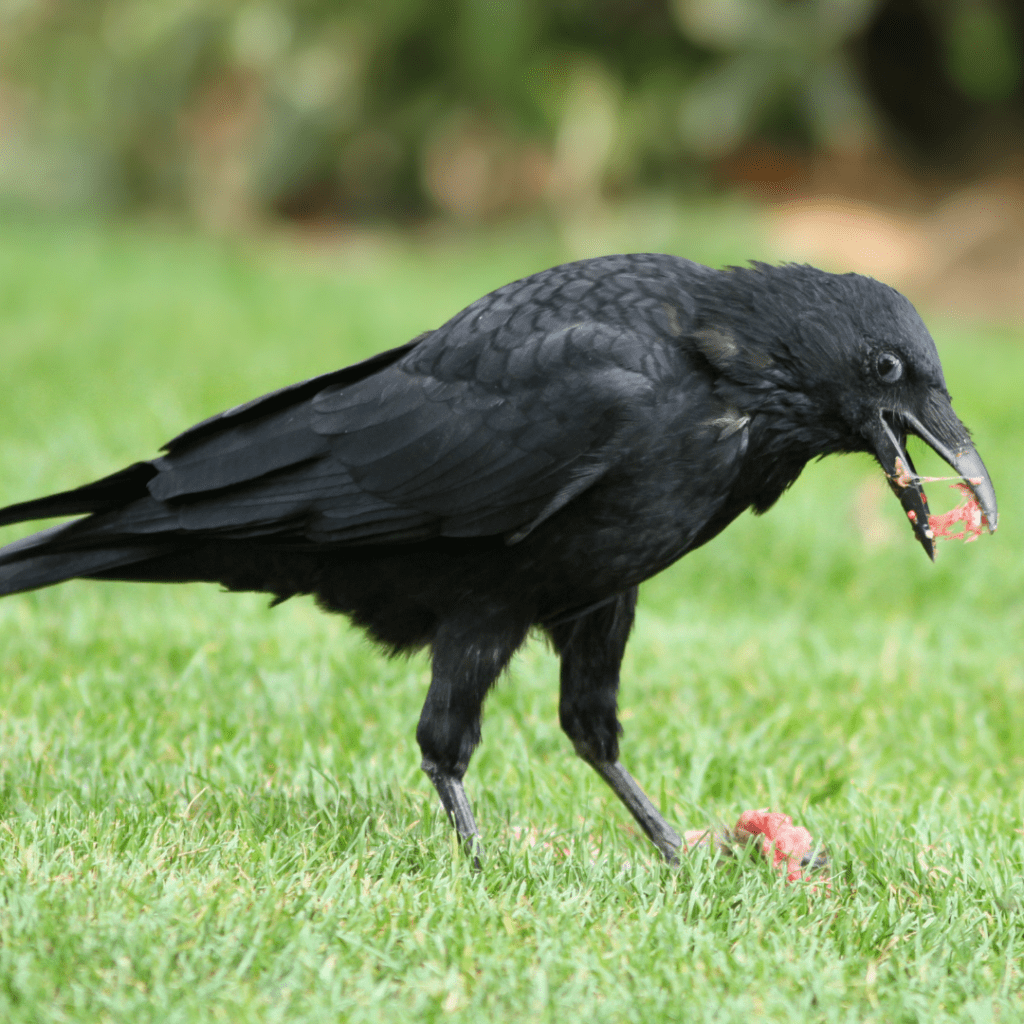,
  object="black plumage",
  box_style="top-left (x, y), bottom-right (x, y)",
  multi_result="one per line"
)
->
top-left (0, 256), bottom-right (998, 860)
